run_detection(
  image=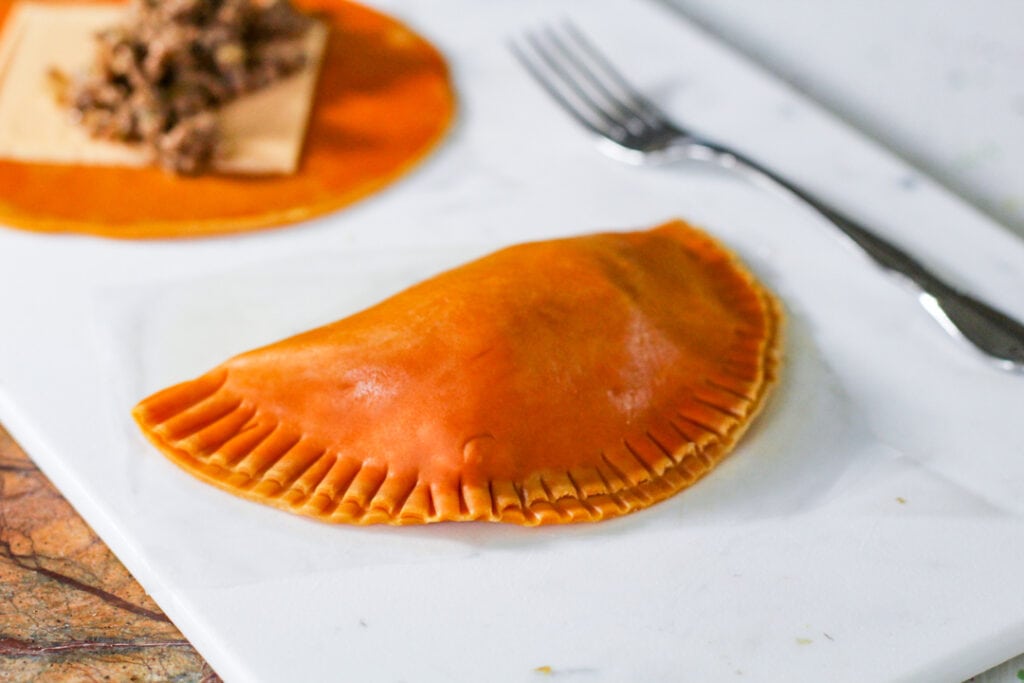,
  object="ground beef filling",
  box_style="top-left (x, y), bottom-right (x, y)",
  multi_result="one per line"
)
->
top-left (68, 0), bottom-right (313, 175)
